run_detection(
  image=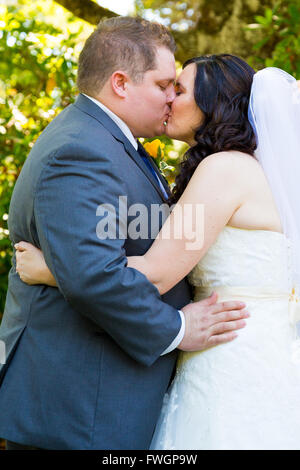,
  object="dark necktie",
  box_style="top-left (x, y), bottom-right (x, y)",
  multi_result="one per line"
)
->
top-left (137, 145), bottom-right (169, 199)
